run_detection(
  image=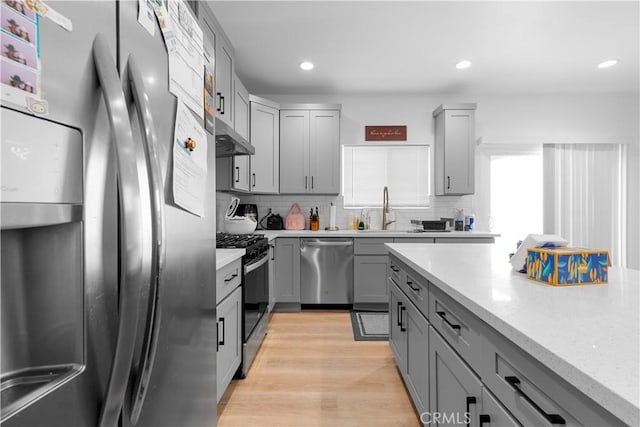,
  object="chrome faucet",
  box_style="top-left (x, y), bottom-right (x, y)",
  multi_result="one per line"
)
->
top-left (382, 186), bottom-right (396, 230)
